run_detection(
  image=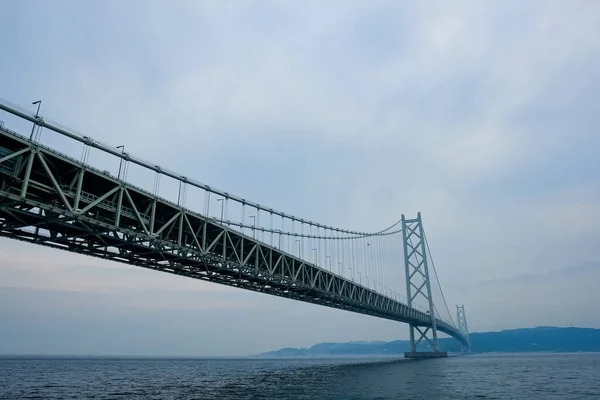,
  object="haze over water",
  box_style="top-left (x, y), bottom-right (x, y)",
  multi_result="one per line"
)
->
top-left (2, 353), bottom-right (599, 399)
